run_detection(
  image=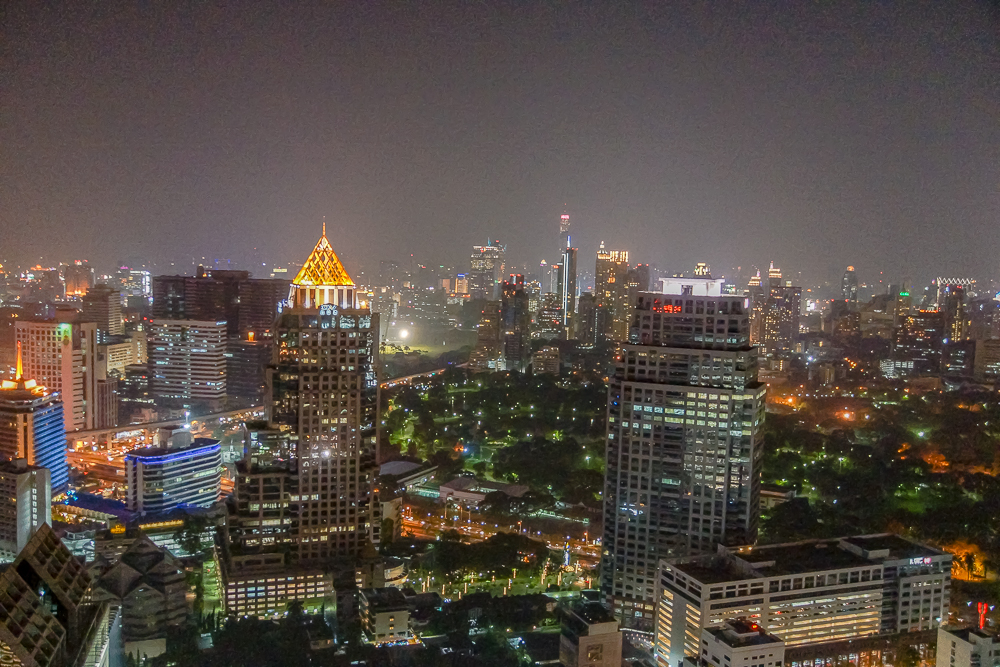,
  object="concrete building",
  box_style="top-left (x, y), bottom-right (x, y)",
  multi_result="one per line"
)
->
top-left (81, 283), bottom-right (124, 339)
top-left (221, 552), bottom-right (335, 618)
top-left (602, 283), bottom-right (765, 628)
top-left (0, 345), bottom-right (68, 493)
top-left (101, 332), bottom-right (146, 375)
top-left (124, 431), bottom-right (222, 514)
top-left (15, 319), bottom-right (100, 432)
top-left (359, 587), bottom-right (411, 644)
top-left (595, 244), bottom-right (630, 342)
top-left (147, 319), bottom-right (227, 409)
top-left (936, 626), bottom-right (1000, 667)
top-left (0, 458), bottom-right (51, 562)
top-left (655, 534), bottom-right (952, 667)
top-left (684, 619), bottom-right (784, 667)
top-left (532, 346), bottom-right (561, 375)
top-left (560, 602), bottom-right (623, 667)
